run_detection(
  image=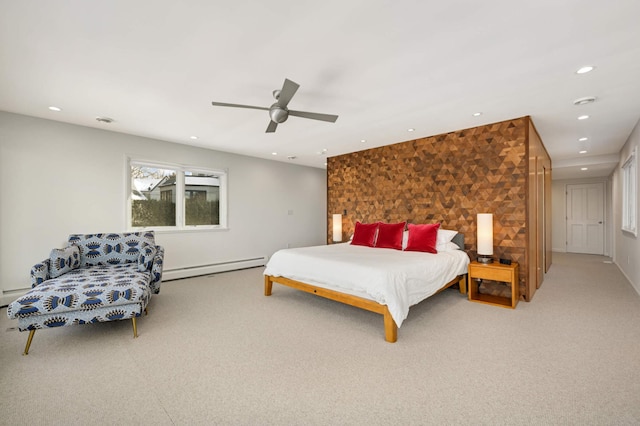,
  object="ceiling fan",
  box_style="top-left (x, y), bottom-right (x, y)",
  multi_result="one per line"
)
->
top-left (211, 78), bottom-right (339, 133)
